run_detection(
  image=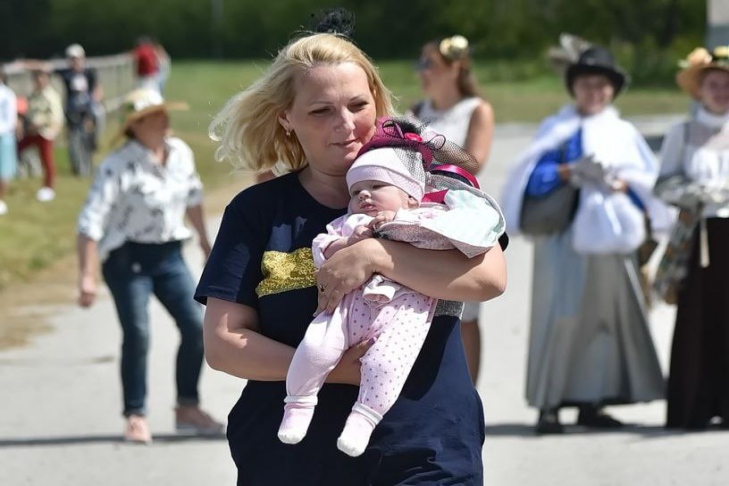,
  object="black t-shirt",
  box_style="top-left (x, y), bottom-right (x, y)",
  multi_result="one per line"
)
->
top-left (195, 172), bottom-right (486, 485)
top-left (55, 67), bottom-right (97, 113)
